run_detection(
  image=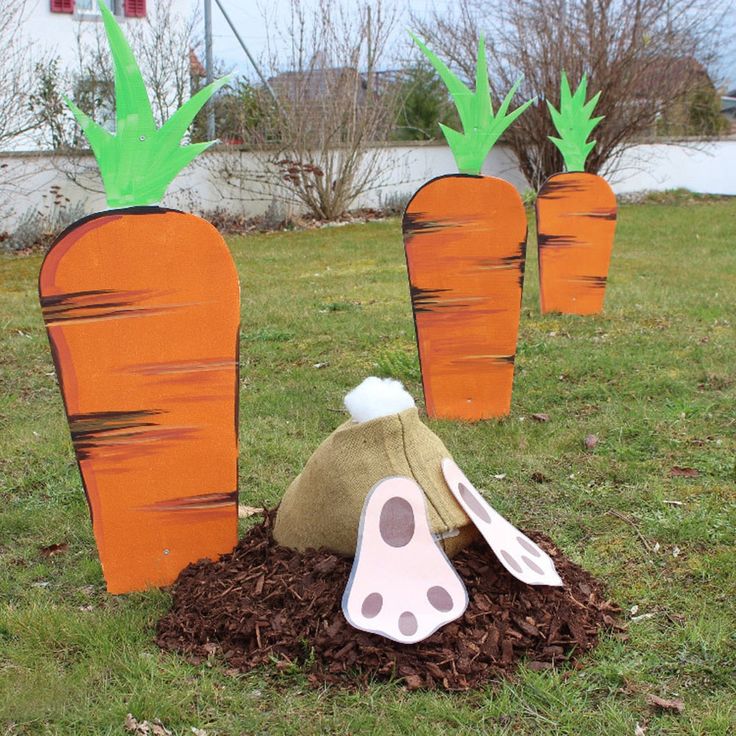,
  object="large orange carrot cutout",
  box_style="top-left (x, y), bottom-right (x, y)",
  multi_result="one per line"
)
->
top-left (402, 36), bottom-right (534, 420)
top-left (536, 74), bottom-right (617, 315)
top-left (38, 4), bottom-right (239, 594)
